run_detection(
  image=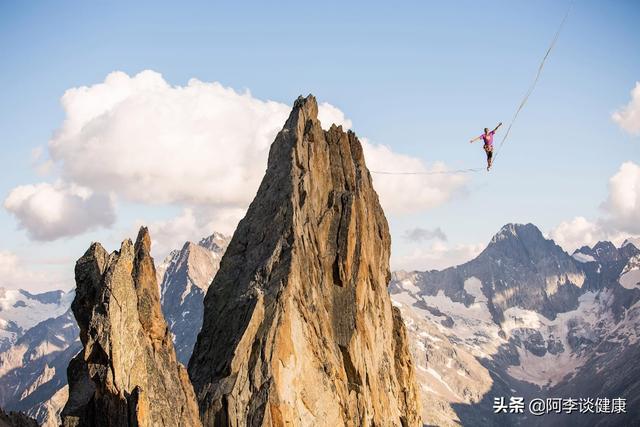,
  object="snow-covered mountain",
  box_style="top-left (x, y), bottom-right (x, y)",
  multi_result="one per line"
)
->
top-left (0, 289), bottom-right (72, 353)
top-left (0, 298), bottom-right (79, 426)
top-left (158, 232), bottom-right (230, 364)
top-left (3, 224), bottom-right (639, 426)
top-left (391, 223), bottom-right (640, 426)
top-left (0, 232), bottom-right (230, 425)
